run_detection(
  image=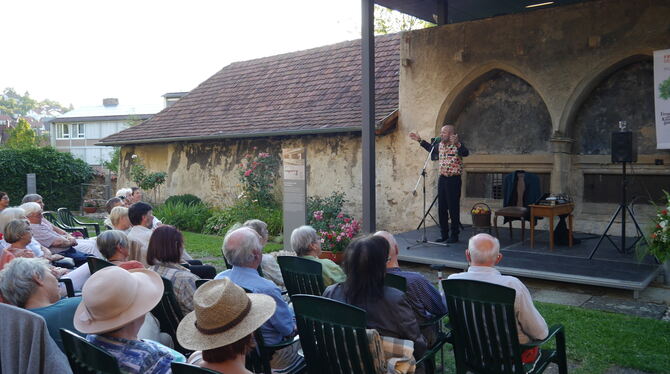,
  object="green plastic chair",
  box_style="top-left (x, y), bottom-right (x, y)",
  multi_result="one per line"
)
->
top-left (87, 257), bottom-right (115, 274)
top-left (277, 256), bottom-right (325, 298)
top-left (443, 279), bottom-right (567, 374)
top-left (293, 294), bottom-right (378, 374)
top-left (60, 328), bottom-right (122, 374)
top-left (195, 279), bottom-right (210, 289)
top-left (58, 207), bottom-right (100, 237)
top-left (170, 362), bottom-right (220, 374)
top-left (151, 277), bottom-right (191, 355)
top-left (58, 278), bottom-right (76, 297)
top-left (43, 211), bottom-right (88, 238)
top-left (384, 273), bottom-right (408, 292)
